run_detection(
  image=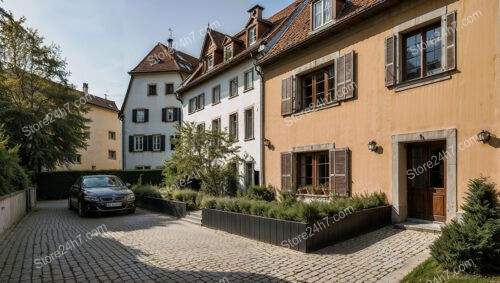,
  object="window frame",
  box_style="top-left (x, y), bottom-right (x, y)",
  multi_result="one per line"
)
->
top-left (229, 77), bottom-right (239, 98)
top-left (136, 109), bottom-right (146, 123)
top-left (225, 45), bottom-right (232, 62)
top-left (244, 161), bottom-right (254, 187)
top-left (301, 64), bottom-right (335, 109)
top-left (247, 26), bottom-right (257, 46)
top-left (244, 107), bottom-right (254, 140)
top-left (152, 135), bottom-right (161, 152)
top-left (298, 151), bottom-right (329, 188)
top-left (148, 84), bottom-right (157, 96)
top-left (312, 0), bottom-right (333, 30)
top-left (402, 21), bottom-right (442, 82)
top-left (133, 135), bottom-right (144, 152)
top-left (197, 93), bottom-right (205, 110)
top-left (244, 68), bottom-right (254, 91)
top-left (165, 83), bottom-right (174, 95)
top-left (229, 112), bottom-right (238, 141)
top-left (108, 150), bottom-right (116, 160)
top-left (75, 154), bottom-right (82, 164)
top-left (212, 85), bottom-right (221, 105)
top-left (207, 55), bottom-right (214, 69)
top-left (108, 131), bottom-right (116, 140)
